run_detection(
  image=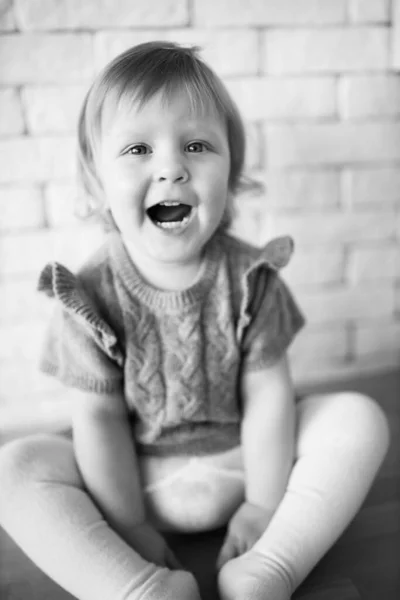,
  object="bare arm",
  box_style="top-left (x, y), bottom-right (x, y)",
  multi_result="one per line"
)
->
top-left (72, 390), bottom-right (181, 568)
top-left (217, 354), bottom-right (296, 567)
top-left (241, 354), bottom-right (296, 511)
top-left (72, 390), bottom-right (146, 539)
